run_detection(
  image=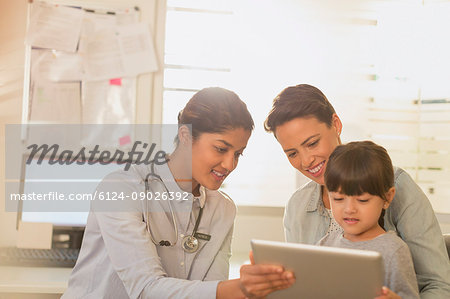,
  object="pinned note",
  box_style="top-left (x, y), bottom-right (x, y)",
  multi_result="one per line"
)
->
top-left (117, 23), bottom-right (158, 76)
top-left (30, 81), bottom-right (81, 123)
top-left (25, 2), bottom-right (84, 52)
top-left (119, 135), bottom-right (131, 146)
top-left (109, 78), bottom-right (122, 86)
